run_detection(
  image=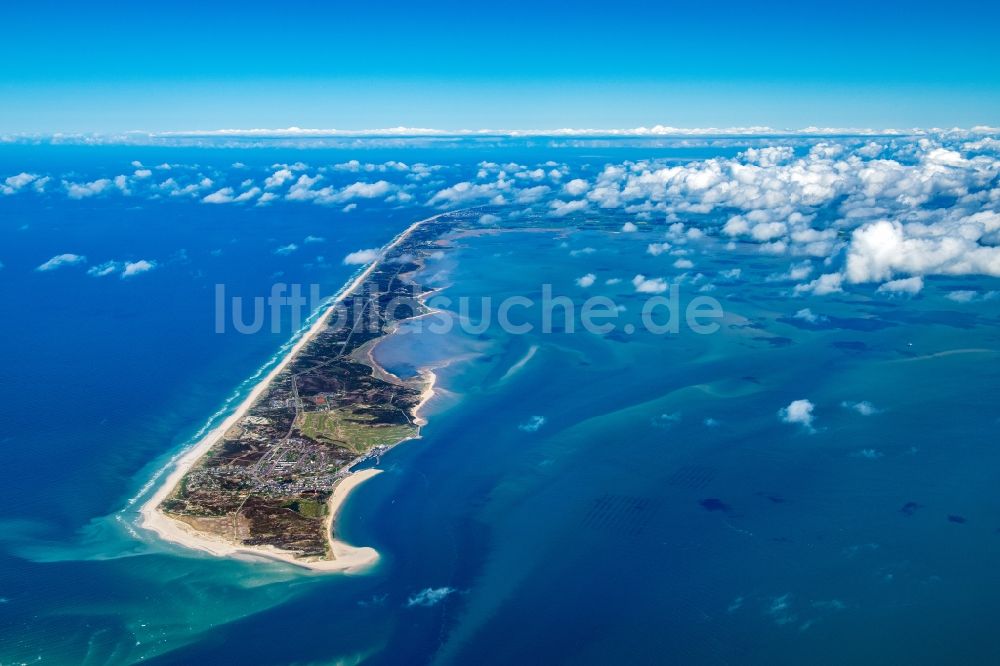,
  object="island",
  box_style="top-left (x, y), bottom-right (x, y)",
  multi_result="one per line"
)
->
top-left (141, 210), bottom-right (475, 571)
